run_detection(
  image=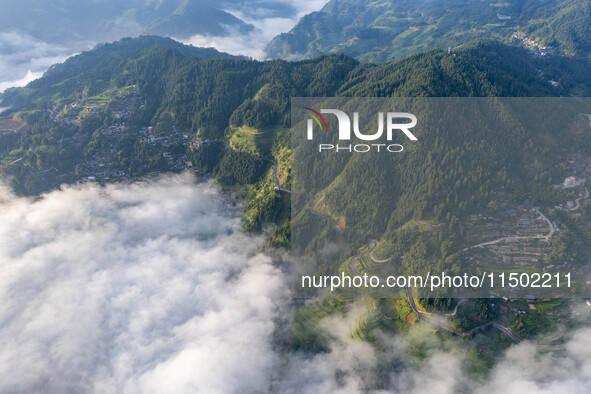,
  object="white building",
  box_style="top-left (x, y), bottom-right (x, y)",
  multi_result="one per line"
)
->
top-left (564, 176), bottom-right (576, 188)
